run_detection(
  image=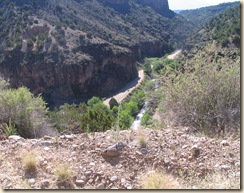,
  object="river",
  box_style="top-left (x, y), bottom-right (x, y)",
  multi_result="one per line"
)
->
top-left (130, 49), bottom-right (181, 130)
